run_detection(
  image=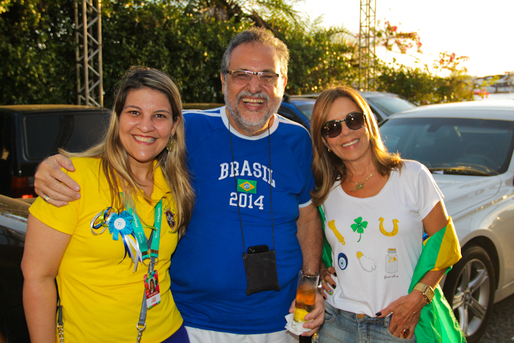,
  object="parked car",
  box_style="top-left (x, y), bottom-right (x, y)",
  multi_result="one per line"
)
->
top-left (379, 100), bottom-right (514, 343)
top-left (0, 194), bottom-right (30, 342)
top-left (0, 105), bottom-right (111, 198)
top-left (278, 95), bottom-right (314, 129)
top-left (279, 91), bottom-right (417, 129)
top-left (360, 91), bottom-right (417, 122)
